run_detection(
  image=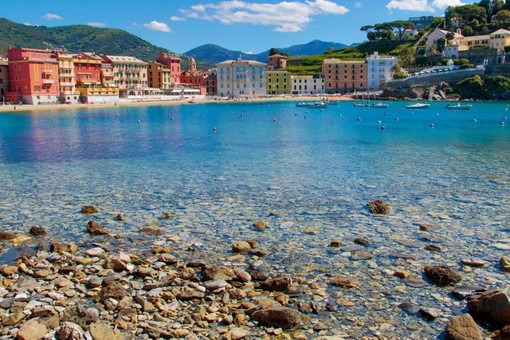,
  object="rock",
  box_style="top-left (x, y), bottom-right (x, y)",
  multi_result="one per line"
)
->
top-left (419, 307), bottom-right (441, 320)
top-left (253, 221), bottom-right (267, 231)
top-left (366, 199), bottom-right (390, 214)
top-left (303, 228), bottom-right (318, 235)
top-left (203, 266), bottom-right (236, 281)
top-left (0, 232), bottom-right (16, 240)
top-left (232, 241), bottom-right (252, 254)
top-left (398, 302), bottom-right (421, 315)
top-left (419, 224), bottom-right (440, 231)
top-left (81, 205), bottom-right (98, 214)
top-left (234, 267), bottom-right (252, 282)
top-left (86, 220), bottom-right (108, 235)
top-left (57, 322), bottom-right (86, 339)
top-left (425, 244), bottom-right (442, 252)
top-left (445, 314), bottom-right (482, 340)
top-left (468, 289), bottom-right (510, 327)
top-left (116, 214), bottom-right (124, 221)
top-left (177, 288), bottom-right (205, 301)
top-left (12, 234), bottom-right (32, 245)
top-left (259, 277), bottom-right (292, 291)
top-left (140, 226), bottom-right (163, 234)
top-left (251, 307), bottom-right (302, 329)
top-left (330, 276), bottom-right (360, 289)
top-left (451, 286), bottom-right (486, 300)
top-left (225, 327), bottom-right (249, 340)
top-left (461, 258), bottom-right (489, 268)
top-left (492, 324), bottom-right (510, 340)
top-left (17, 319), bottom-right (48, 340)
top-left (204, 280), bottom-right (229, 291)
top-left (394, 270), bottom-right (412, 278)
top-left (99, 282), bottom-right (129, 303)
top-left (89, 322), bottom-right (123, 340)
top-left (2, 311), bottom-right (24, 326)
top-left (84, 247), bottom-right (105, 257)
top-left (162, 212), bottom-right (173, 219)
top-left (354, 237), bottom-right (370, 246)
top-left (249, 249), bottom-right (269, 257)
top-left (330, 240), bottom-right (342, 247)
top-left (2, 265), bottom-right (18, 275)
top-left (350, 249), bottom-right (373, 260)
top-left (500, 256), bottom-right (510, 272)
top-left (424, 265), bottom-right (462, 286)
top-left (29, 226), bottom-right (47, 237)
